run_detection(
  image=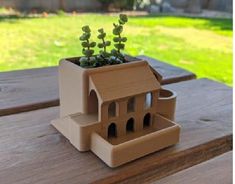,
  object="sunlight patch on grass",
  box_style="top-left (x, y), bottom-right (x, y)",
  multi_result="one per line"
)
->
top-left (129, 16), bottom-right (232, 36)
top-left (157, 26), bottom-right (232, 53)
